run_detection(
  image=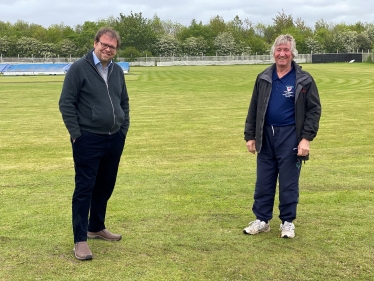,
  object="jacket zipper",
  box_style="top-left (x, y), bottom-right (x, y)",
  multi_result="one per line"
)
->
top-left (89, 59), bottom-right (116, 135)
top-left (258, 75), bottom-right (272, 152)
top-left (106, 66), bottom-right (116, 135)
top-left (294, 75), bottom-right (310, 141)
